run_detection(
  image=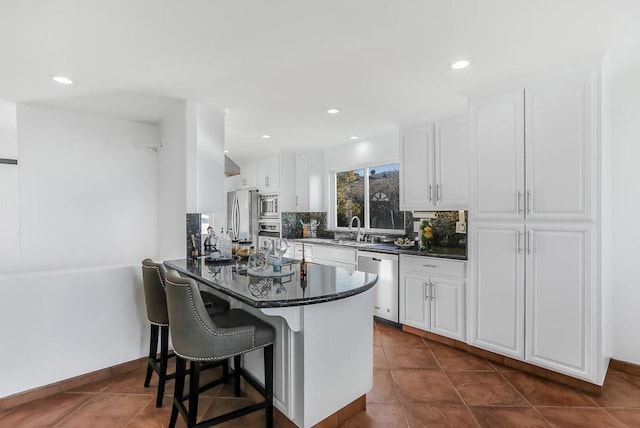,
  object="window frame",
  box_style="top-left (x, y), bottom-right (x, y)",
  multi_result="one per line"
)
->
top-left (330, 161), bottom-right (405, 235)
